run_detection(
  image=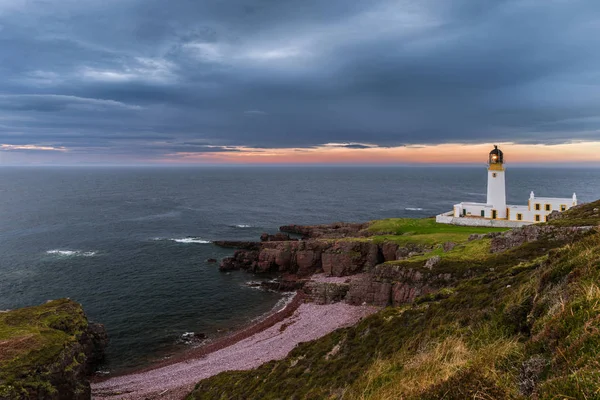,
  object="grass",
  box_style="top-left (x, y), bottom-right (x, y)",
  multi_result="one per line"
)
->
top-left (368, 218), bottom-right (508, 236)
top-left (361, 218), bottom-right (509, 247)
top-left (188, 204), bottom-right (600, 400)
top-left (401, 238), bottom-right (492, 263)
top-left (0, 299), bottom-right (89, 398)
